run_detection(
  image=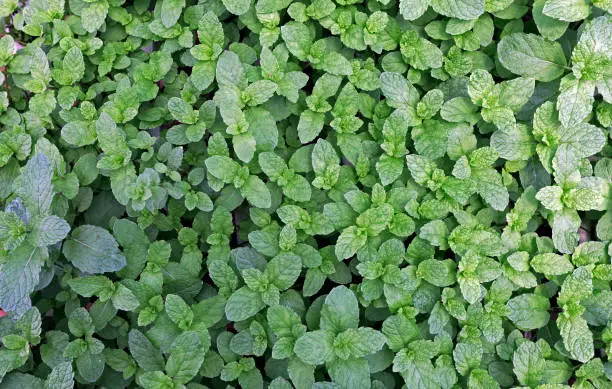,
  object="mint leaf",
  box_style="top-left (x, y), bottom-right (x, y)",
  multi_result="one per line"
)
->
top-left (513, 342), bottom-right (545, 387)
top-left (543, 0), bottom-right (590, 22)
top-left (557, 75), bottom-right (595, 127)
top-left (62, 225), bottom-right (127, 274)
top-left (3, 1), bottom-right (611, 387)
top-left (558, 313), bottom-right (594, 363)
top-left (328, 358), bottom-right (371, 389)
top-left (530, 253), bottom-right (574, 275)
top-left (321, 286), bottom-right (359, 333)
top-left (44, 362), bottom-right (74, 389)
top-left (128, 330), bottom-right (165, 372)
top-left (431, 0), bottom-right (485, 20)
top-left (0, 245), bottom-right (45, 315)
top-left (13, 154), bottom-right (53, 217)
top-left (507, 294), bottom-right (551, 330)
top-left (497, 33), bottom-right (567, 82)
top-left (399, 0), bottom-right (430, 20)
top-left (165, 331), bottom-right (205, 383)
top-left (294, 330), bottom-right (335, 365)
top-left (161, 0), bottom-right (185, 28)
top-left (225, 286), bottom-right (266, 322)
